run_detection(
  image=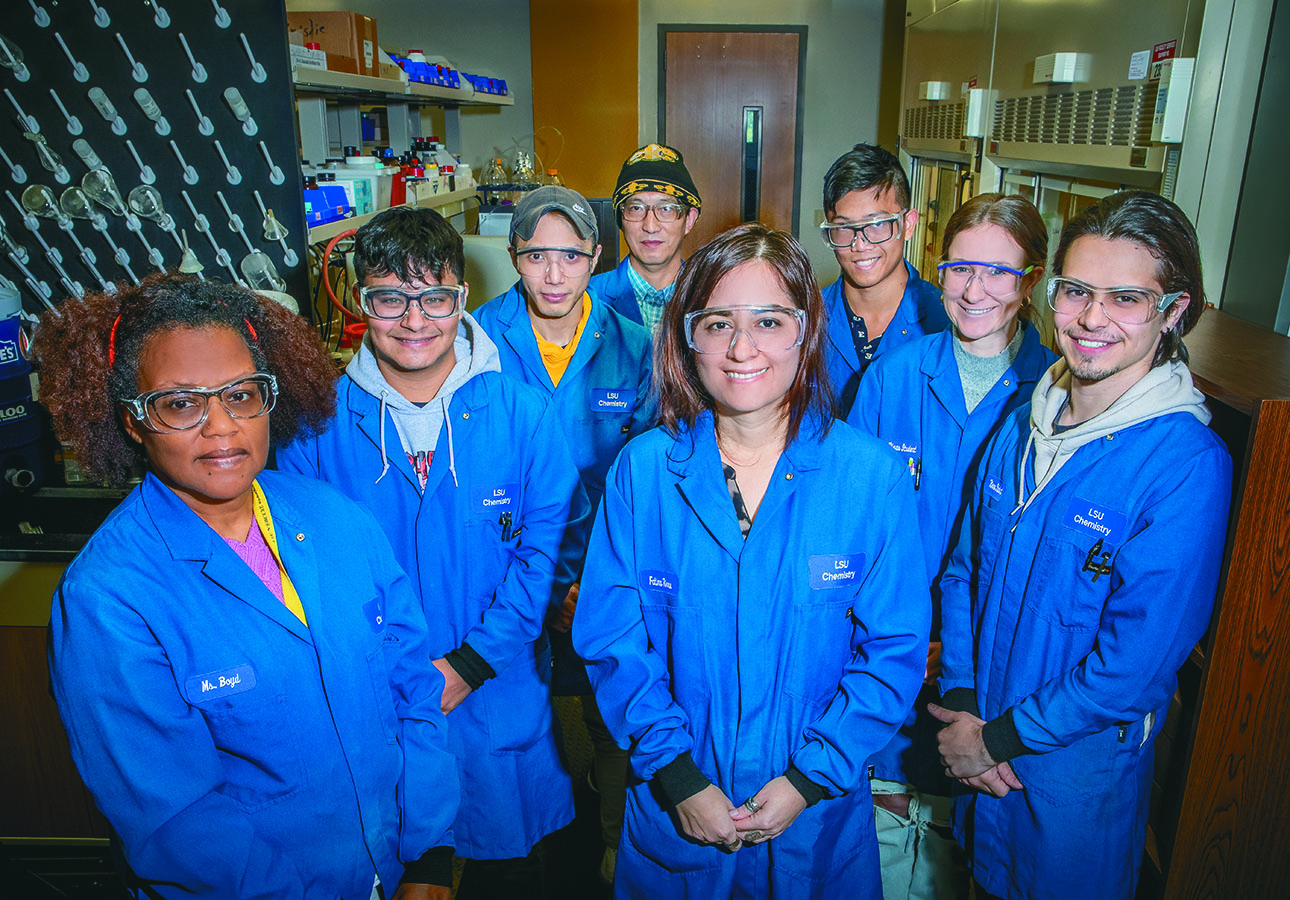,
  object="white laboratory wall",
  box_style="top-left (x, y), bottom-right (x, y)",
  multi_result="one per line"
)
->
top-left (284, 0), bottom-right (535, 177)
top-left (638, 0), bottom-right (890, 279)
